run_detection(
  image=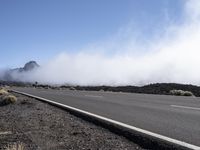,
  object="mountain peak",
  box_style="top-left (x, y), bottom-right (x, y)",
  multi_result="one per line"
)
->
top-left (0, 61), bottom-right (40, 81)
top-left (23, 61), bottom-right (39, 71)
